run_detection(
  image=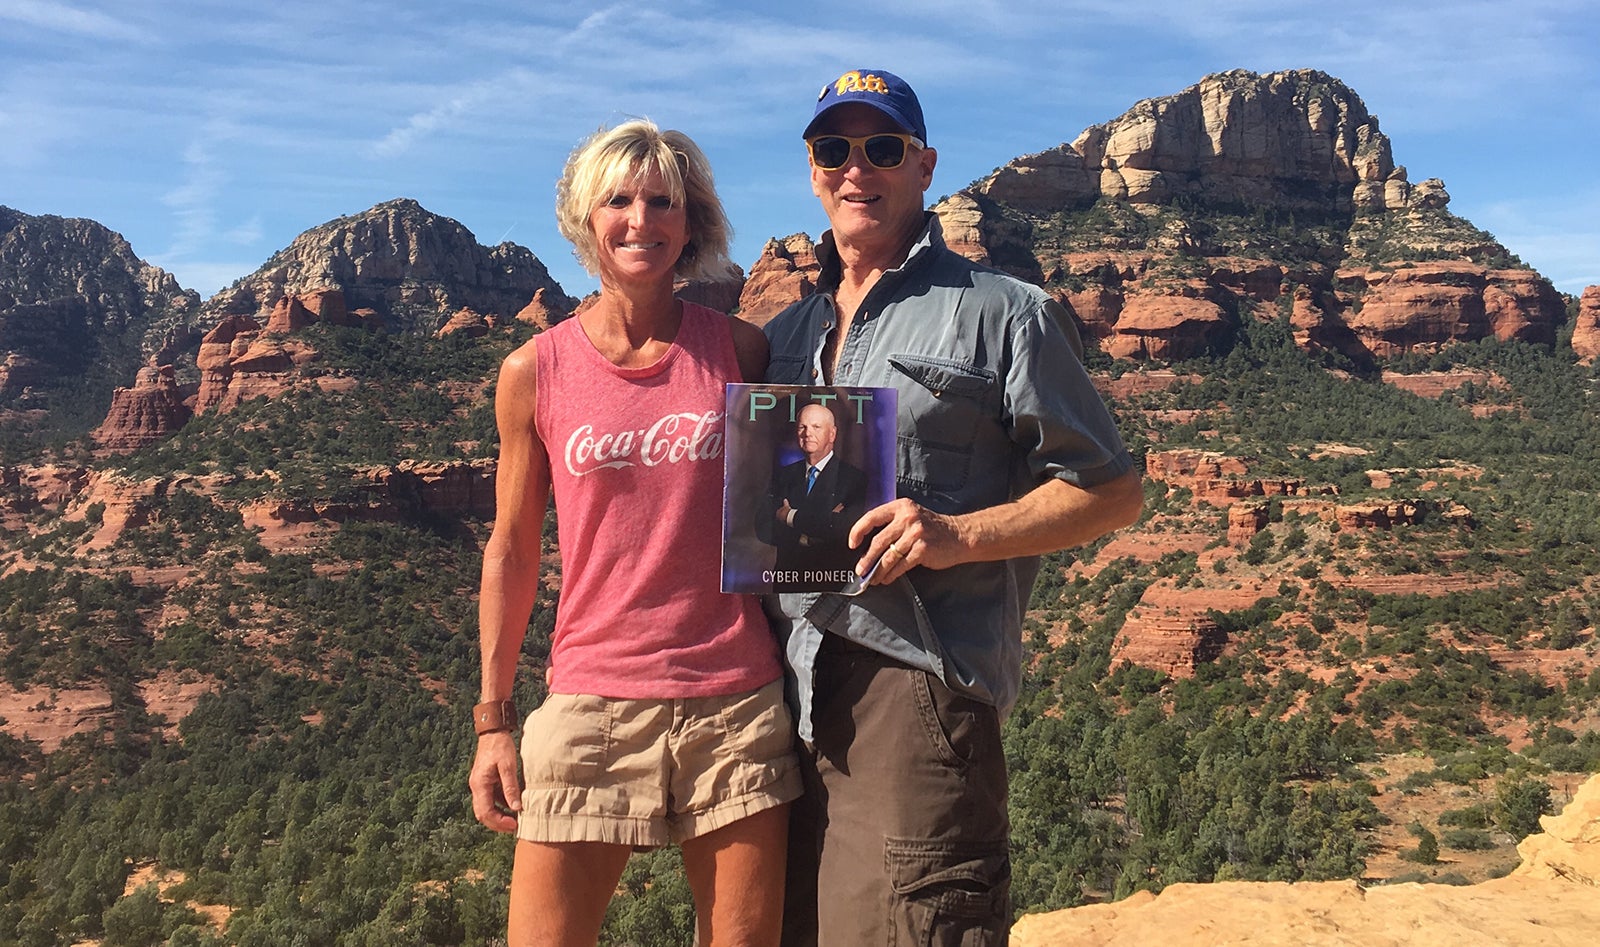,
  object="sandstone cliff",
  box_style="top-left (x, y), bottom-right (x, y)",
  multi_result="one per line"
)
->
top-left (1012, 773), bottom-right (1600, 946)
top-left (911, 69), bottom-right (1567, 364)
top-left (189, 303), bottom-right (335, 415)
top-left (92, 364), bottom-right (193, 452)
top-left (201, 198), bottom-right (575, 335)
top-left (737, 234), bottom-right (821, 325)
top-left (1572, 285), bottom-right (1600, 364)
